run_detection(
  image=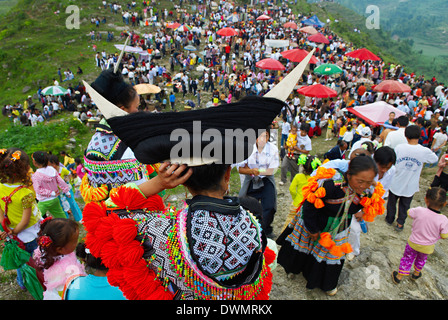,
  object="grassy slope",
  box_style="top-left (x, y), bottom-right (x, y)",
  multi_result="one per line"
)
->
top-left (323, 0), bottom-right (448, 81)
top-left (308, 1), bottom-right (448, 82)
